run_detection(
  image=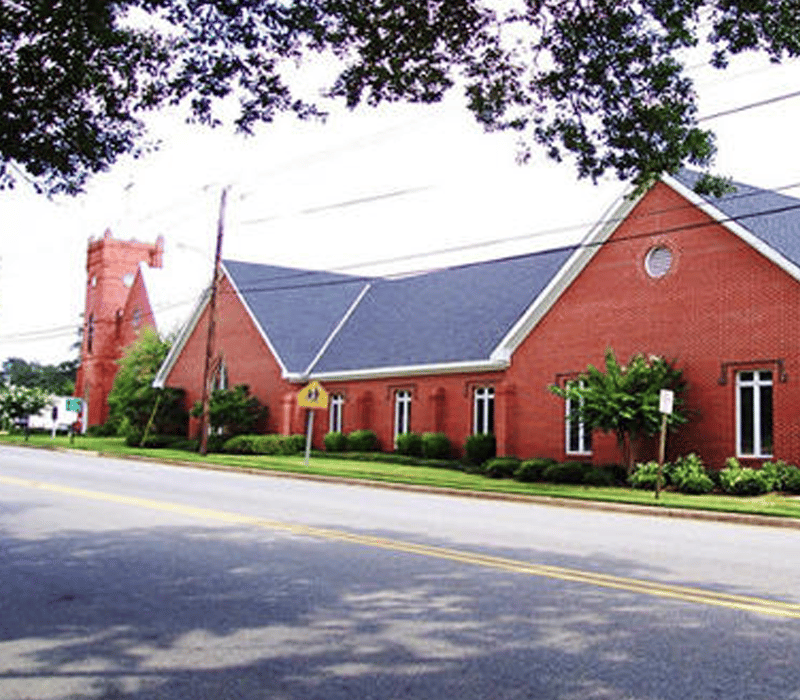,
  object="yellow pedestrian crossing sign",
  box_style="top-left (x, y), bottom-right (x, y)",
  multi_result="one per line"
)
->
top-left (297, 381), bottom-right (329, 409)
